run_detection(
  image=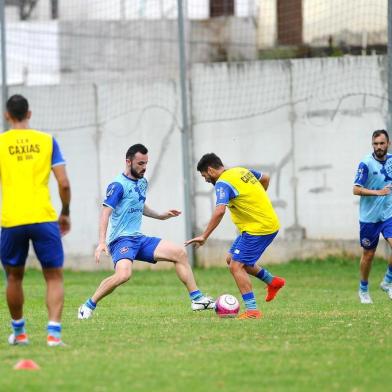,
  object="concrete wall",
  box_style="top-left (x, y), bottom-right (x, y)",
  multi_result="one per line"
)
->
top-left (6, 55), bottom-right (390, 269)
top-left (58, 19), bottom-right (257, 84)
